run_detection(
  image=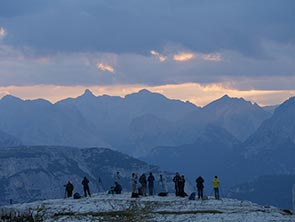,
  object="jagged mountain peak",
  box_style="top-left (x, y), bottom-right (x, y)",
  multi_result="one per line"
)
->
top-left (138, 88), bottom-right (152, 94)
top-left (220, 94), bottom-right (230, 100)
top-left (208, 94), bottom-right (251, 106)
top-left (204, 94), bottom-right (263, 113)
top-left (1, 94), bottom-right (23, 103)
top-left (81, 89), bottom-right (95, 98)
